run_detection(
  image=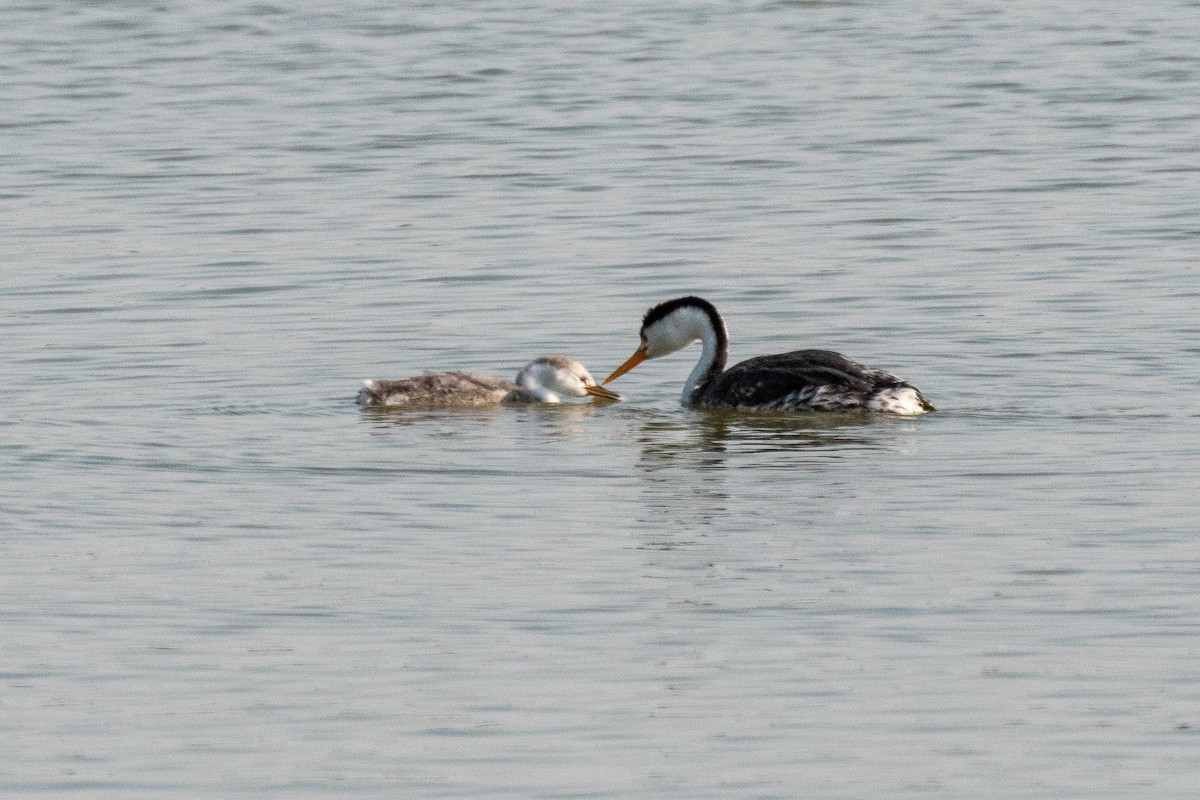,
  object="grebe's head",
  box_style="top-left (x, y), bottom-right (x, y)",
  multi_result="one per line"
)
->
top-left (604, 296), bottom-right (724, 384)
top-left (517, 356), bottom-right (621, 402)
